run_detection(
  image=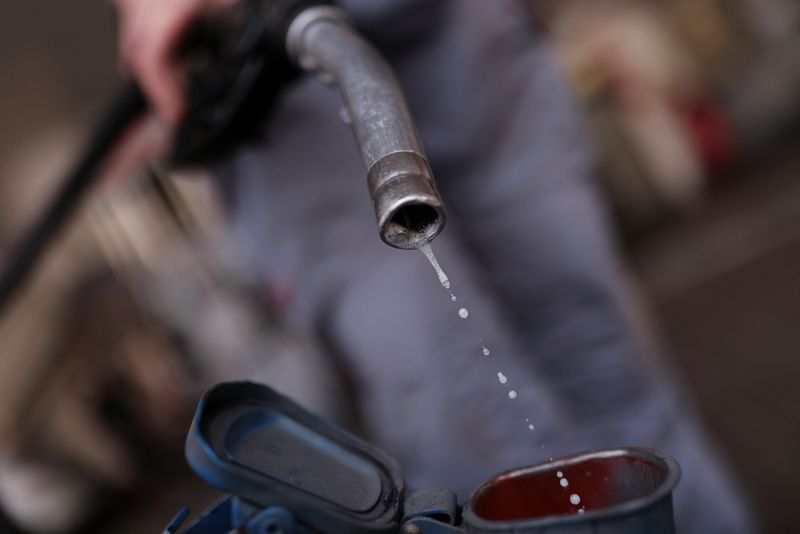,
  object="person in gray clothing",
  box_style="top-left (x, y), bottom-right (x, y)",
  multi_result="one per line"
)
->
top-left (116, 0), bottom-right (756, 531)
